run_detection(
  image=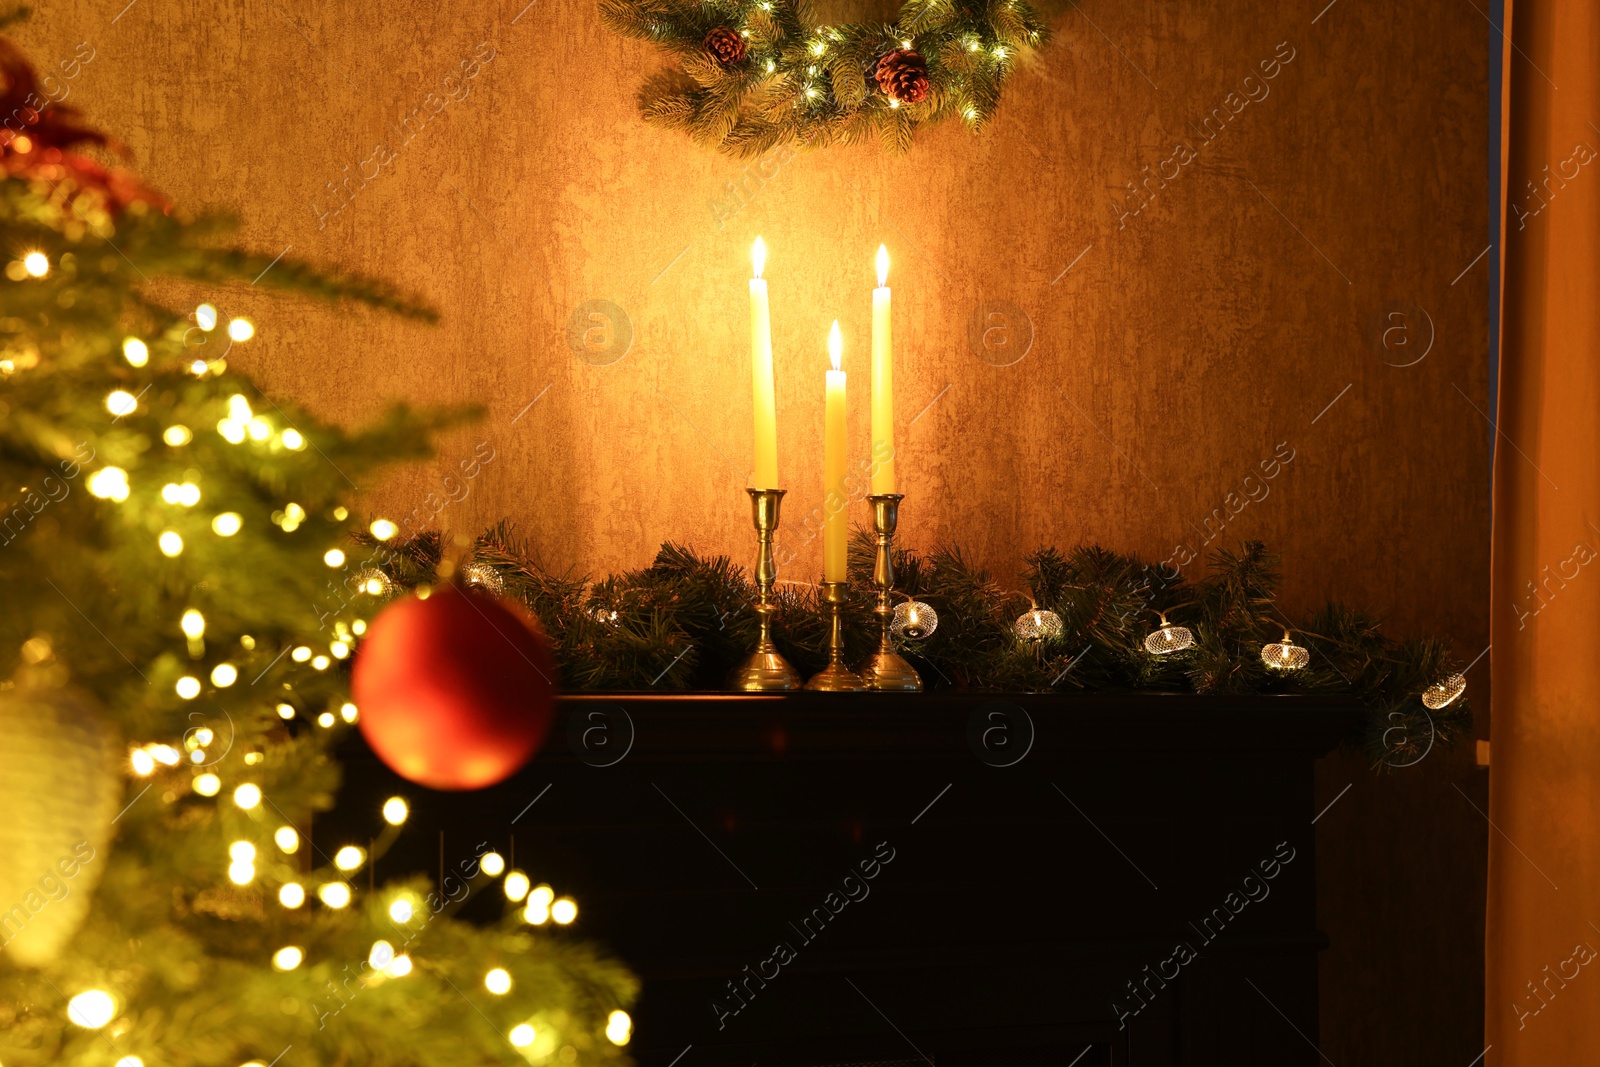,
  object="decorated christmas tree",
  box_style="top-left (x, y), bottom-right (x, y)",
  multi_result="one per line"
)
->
top-left (0, 28), bottom-right (635, 1067)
